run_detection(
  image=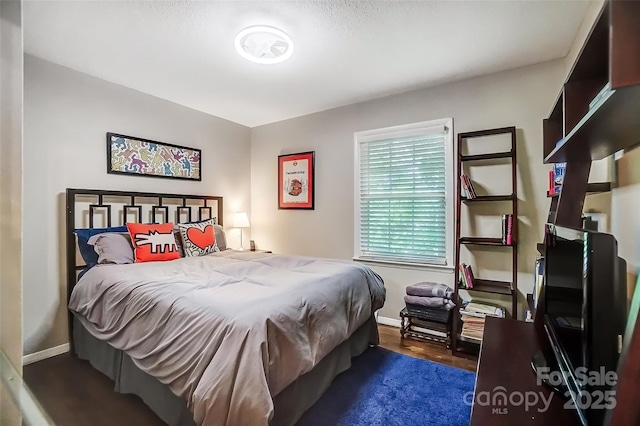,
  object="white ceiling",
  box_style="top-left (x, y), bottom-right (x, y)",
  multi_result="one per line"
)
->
top-left (24, 1), bottom-right (591, 127)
